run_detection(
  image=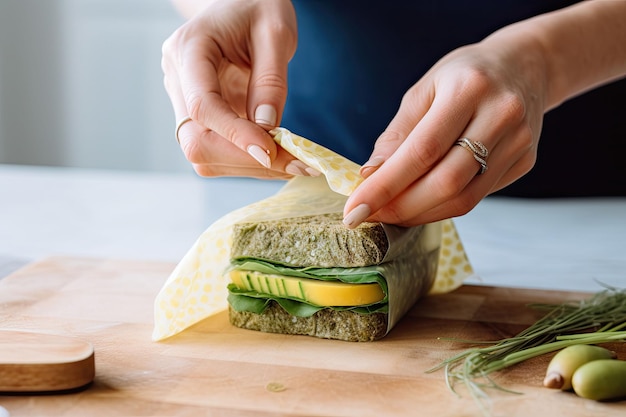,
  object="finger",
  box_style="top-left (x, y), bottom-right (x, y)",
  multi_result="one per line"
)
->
top-left (247, 15), bottom-right (296, 129)
top-left (177, 37), bottom-right (279, 168)
top-left (162, 49), bottom-right (189, 125)
top-left (164, 57), bottom-right (202, 151)
top-left (370, 144), bottom-right (496, 226)
top-left (486, 121), bottom-right (539, 193)
top-left (343, 88), bottom-right (474, 228)
top-left (372, 124), bottom-right (536, 226)
top-left (179, 120), bottom-right (315, 178)
top-left (489, 150), bottom-right (536, 192)
top-left (193, 162), bottom-right (293, 179)
top-left (360, 82), bottom-right (434, 178)
top-left (391, 150), bottom-right (532, 226)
